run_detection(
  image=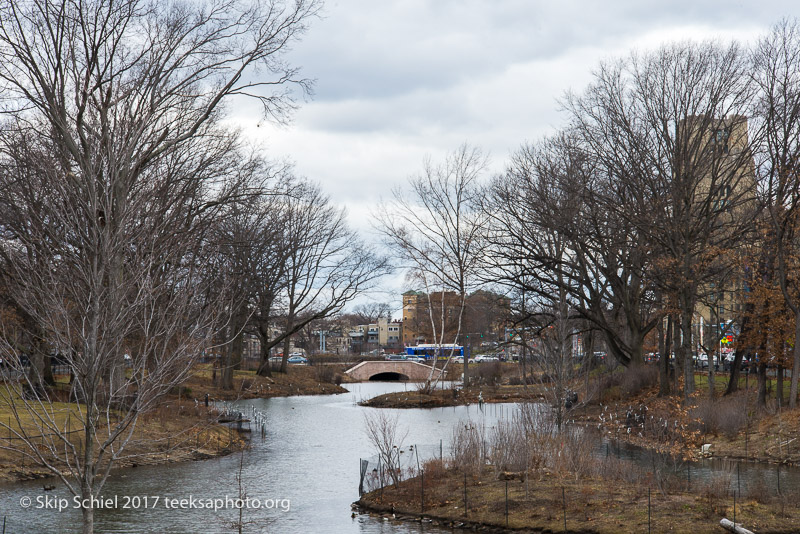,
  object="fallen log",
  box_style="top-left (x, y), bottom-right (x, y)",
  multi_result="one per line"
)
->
top-left (719, 518), bottom-right (754, 534)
